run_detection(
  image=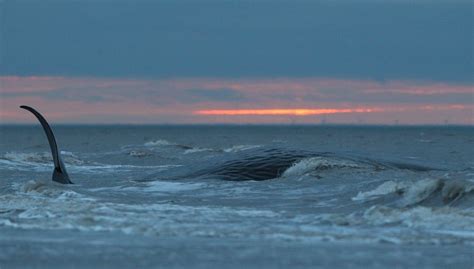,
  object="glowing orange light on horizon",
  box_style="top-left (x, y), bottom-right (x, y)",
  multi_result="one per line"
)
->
top-left (194, 108), bottom-right (377, 116)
